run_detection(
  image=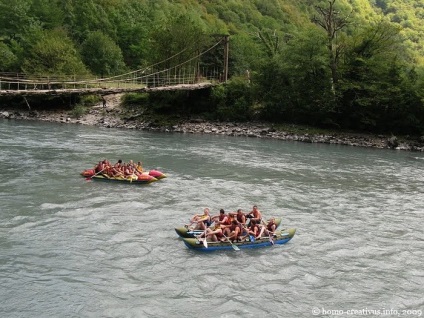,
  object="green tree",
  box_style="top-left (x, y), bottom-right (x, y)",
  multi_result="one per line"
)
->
top-left (254, 27), bottom-right (335, 126)
top-left (0, 0), bottom-right (44, 64)
top-left (21, 28), bottom-right (88, 76)
top-left (227, 32), bottom-right (264, 76)
top-left (336, 20), bottom-right (420, 132)
top-left (110, 0), bottom-right (152, 69)
top-left (312, 0), bottom-right (351, 92)
top-left (0, 0), bottom-right (33, 41)
top-left (148, 14), bottom-right (209, 72)
top-left (253, 28), bottom-right (285, 58)
top-left (81, 31), bottom-right (126, 77)
top-left (29, 0), bottom-right (64, 30)
top-left (211, 77), bottom-right (254, 121)
top-left (0, 42), bottom-right (18, 71)
top-left (59, 0), bottom-right (114, 43)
